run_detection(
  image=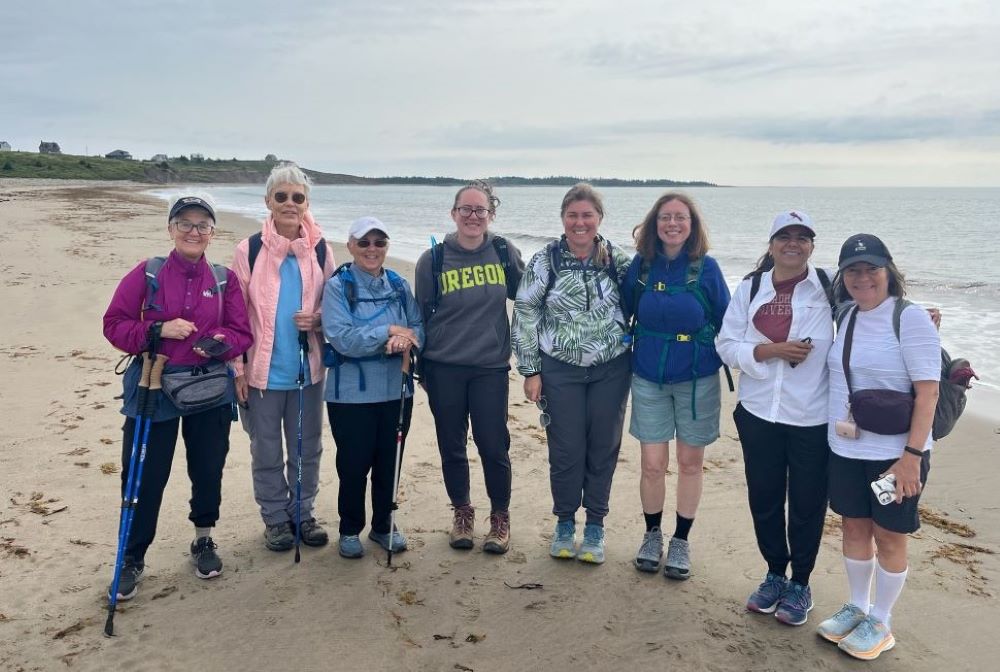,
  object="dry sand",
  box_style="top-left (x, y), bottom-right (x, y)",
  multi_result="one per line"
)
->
top-left (1, 181), bottom-right (998, 671)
